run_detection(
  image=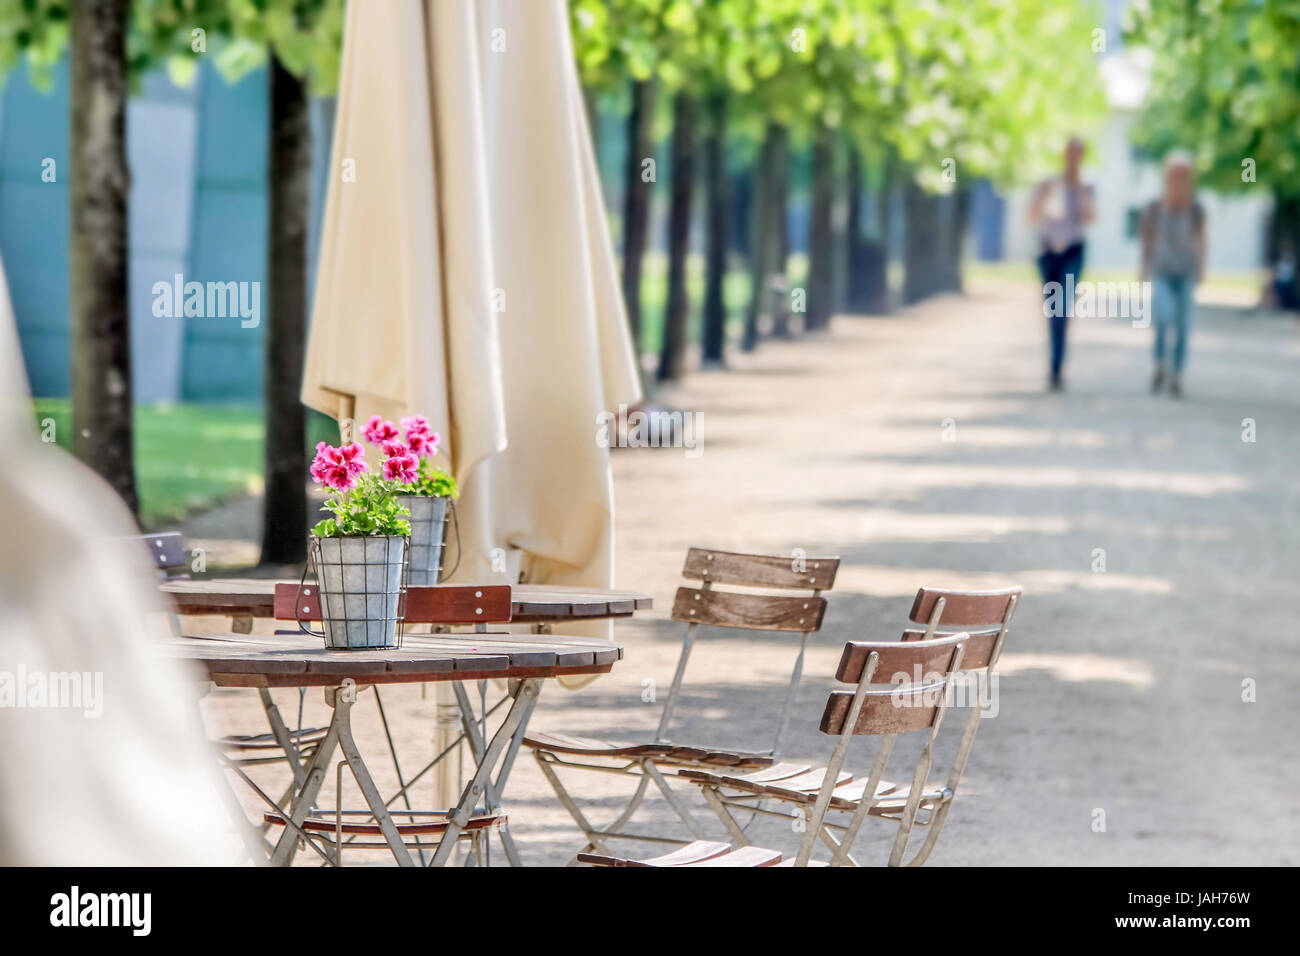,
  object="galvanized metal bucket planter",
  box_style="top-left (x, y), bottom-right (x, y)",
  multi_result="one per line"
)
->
top-left (397, 494), bottom-right (450, 586)
top-left (306, 534), bottom-right (409, 649)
